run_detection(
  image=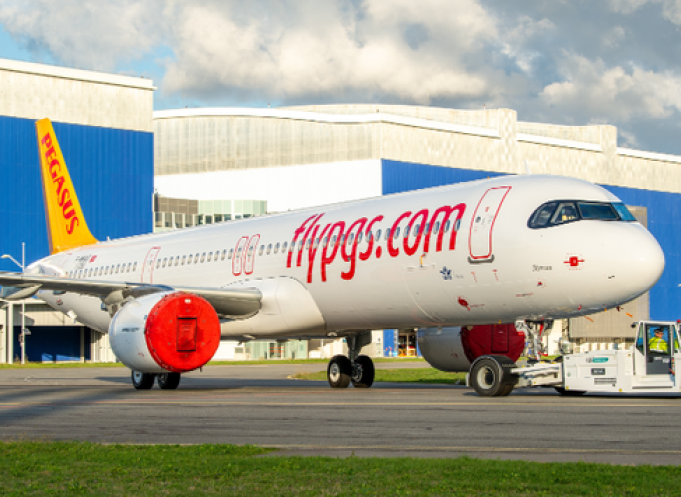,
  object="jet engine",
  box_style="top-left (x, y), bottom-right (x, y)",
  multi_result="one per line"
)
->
top-left (109, 291), bottom-right (221, 373)
top-left (417, 324), bottom-right (525, 372)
